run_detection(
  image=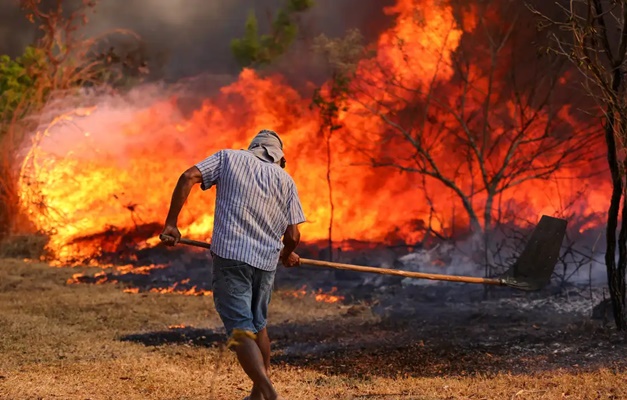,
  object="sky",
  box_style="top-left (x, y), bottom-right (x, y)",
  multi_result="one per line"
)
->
top-left (0, 0), bottom-right (392, 82)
